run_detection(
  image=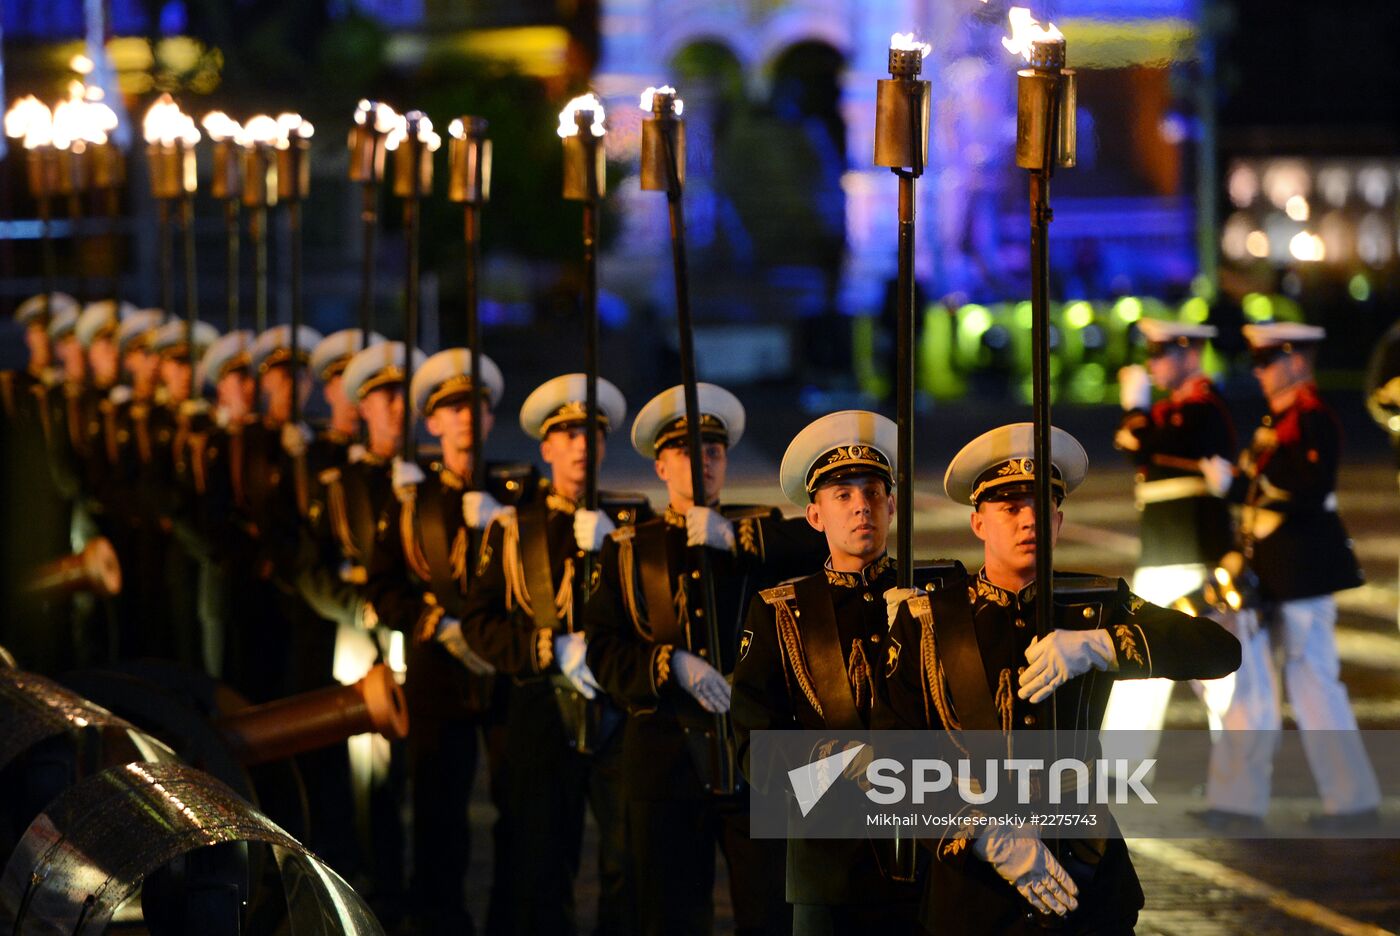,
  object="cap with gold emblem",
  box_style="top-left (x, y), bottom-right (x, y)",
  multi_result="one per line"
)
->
top-left (344, 341), bottom-right (427, 401)
top-left (15, 292), bottom-right (79, 327)
top-left (76, 300), bottom-right (138, 348)
top-left (1241, 321), bottom-right (1324, 353)
top-left (1137, 318), bottom-right (1217, 356)
top-left (411, 347), bottom-right (505, 417)
top-left (198, 330), bottom-right (255, 390)
top-left (249, 324), bottom-right (325, 375)
top-left (312, 329), bottom-right (385, 383)
top-left (943, 422), bottom-right (1088, 507)
top-left (115, 309), bottom-right (166, 354)
top-left (151, 320), bottom-right (220, 360)
top-left (630, 382), bottom-right (746, 459)
top-left (779, 410), bottom-right (897, 506)
top-left (519, 373), bottom-right (625, 440)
